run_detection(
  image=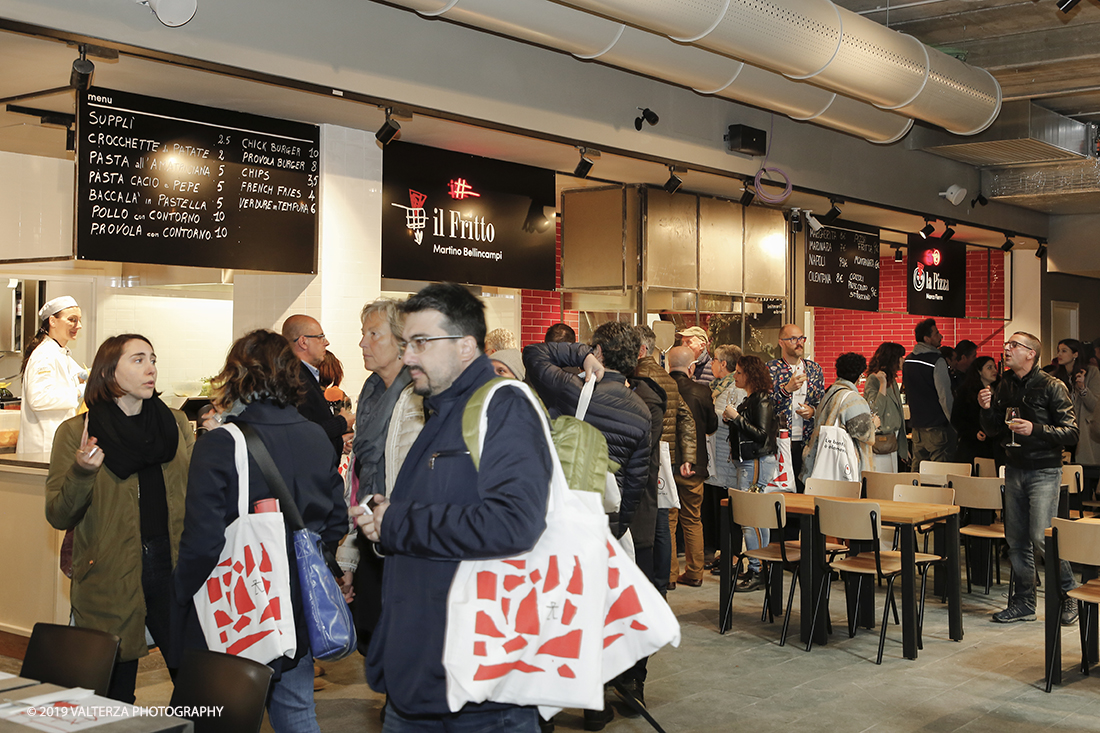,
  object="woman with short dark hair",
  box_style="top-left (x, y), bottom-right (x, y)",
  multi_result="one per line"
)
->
top-left (45, 334), bottom-right (193, 702)
top-left (173, 329), bottom-right (347, 733)
top-left (801, 352), bottom-right (876, 479)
